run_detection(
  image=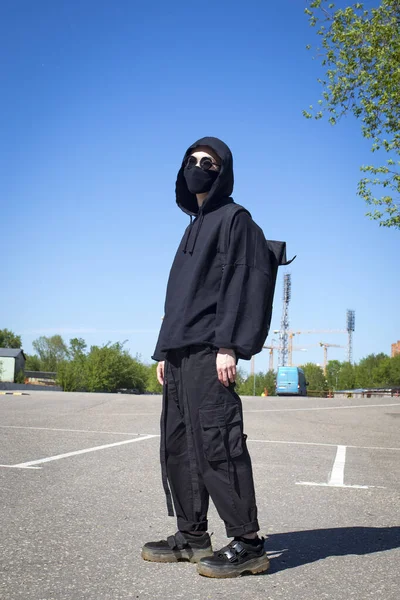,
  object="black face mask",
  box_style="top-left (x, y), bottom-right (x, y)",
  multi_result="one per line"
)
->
top-left (184, 166), bottom-right (219, 194)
